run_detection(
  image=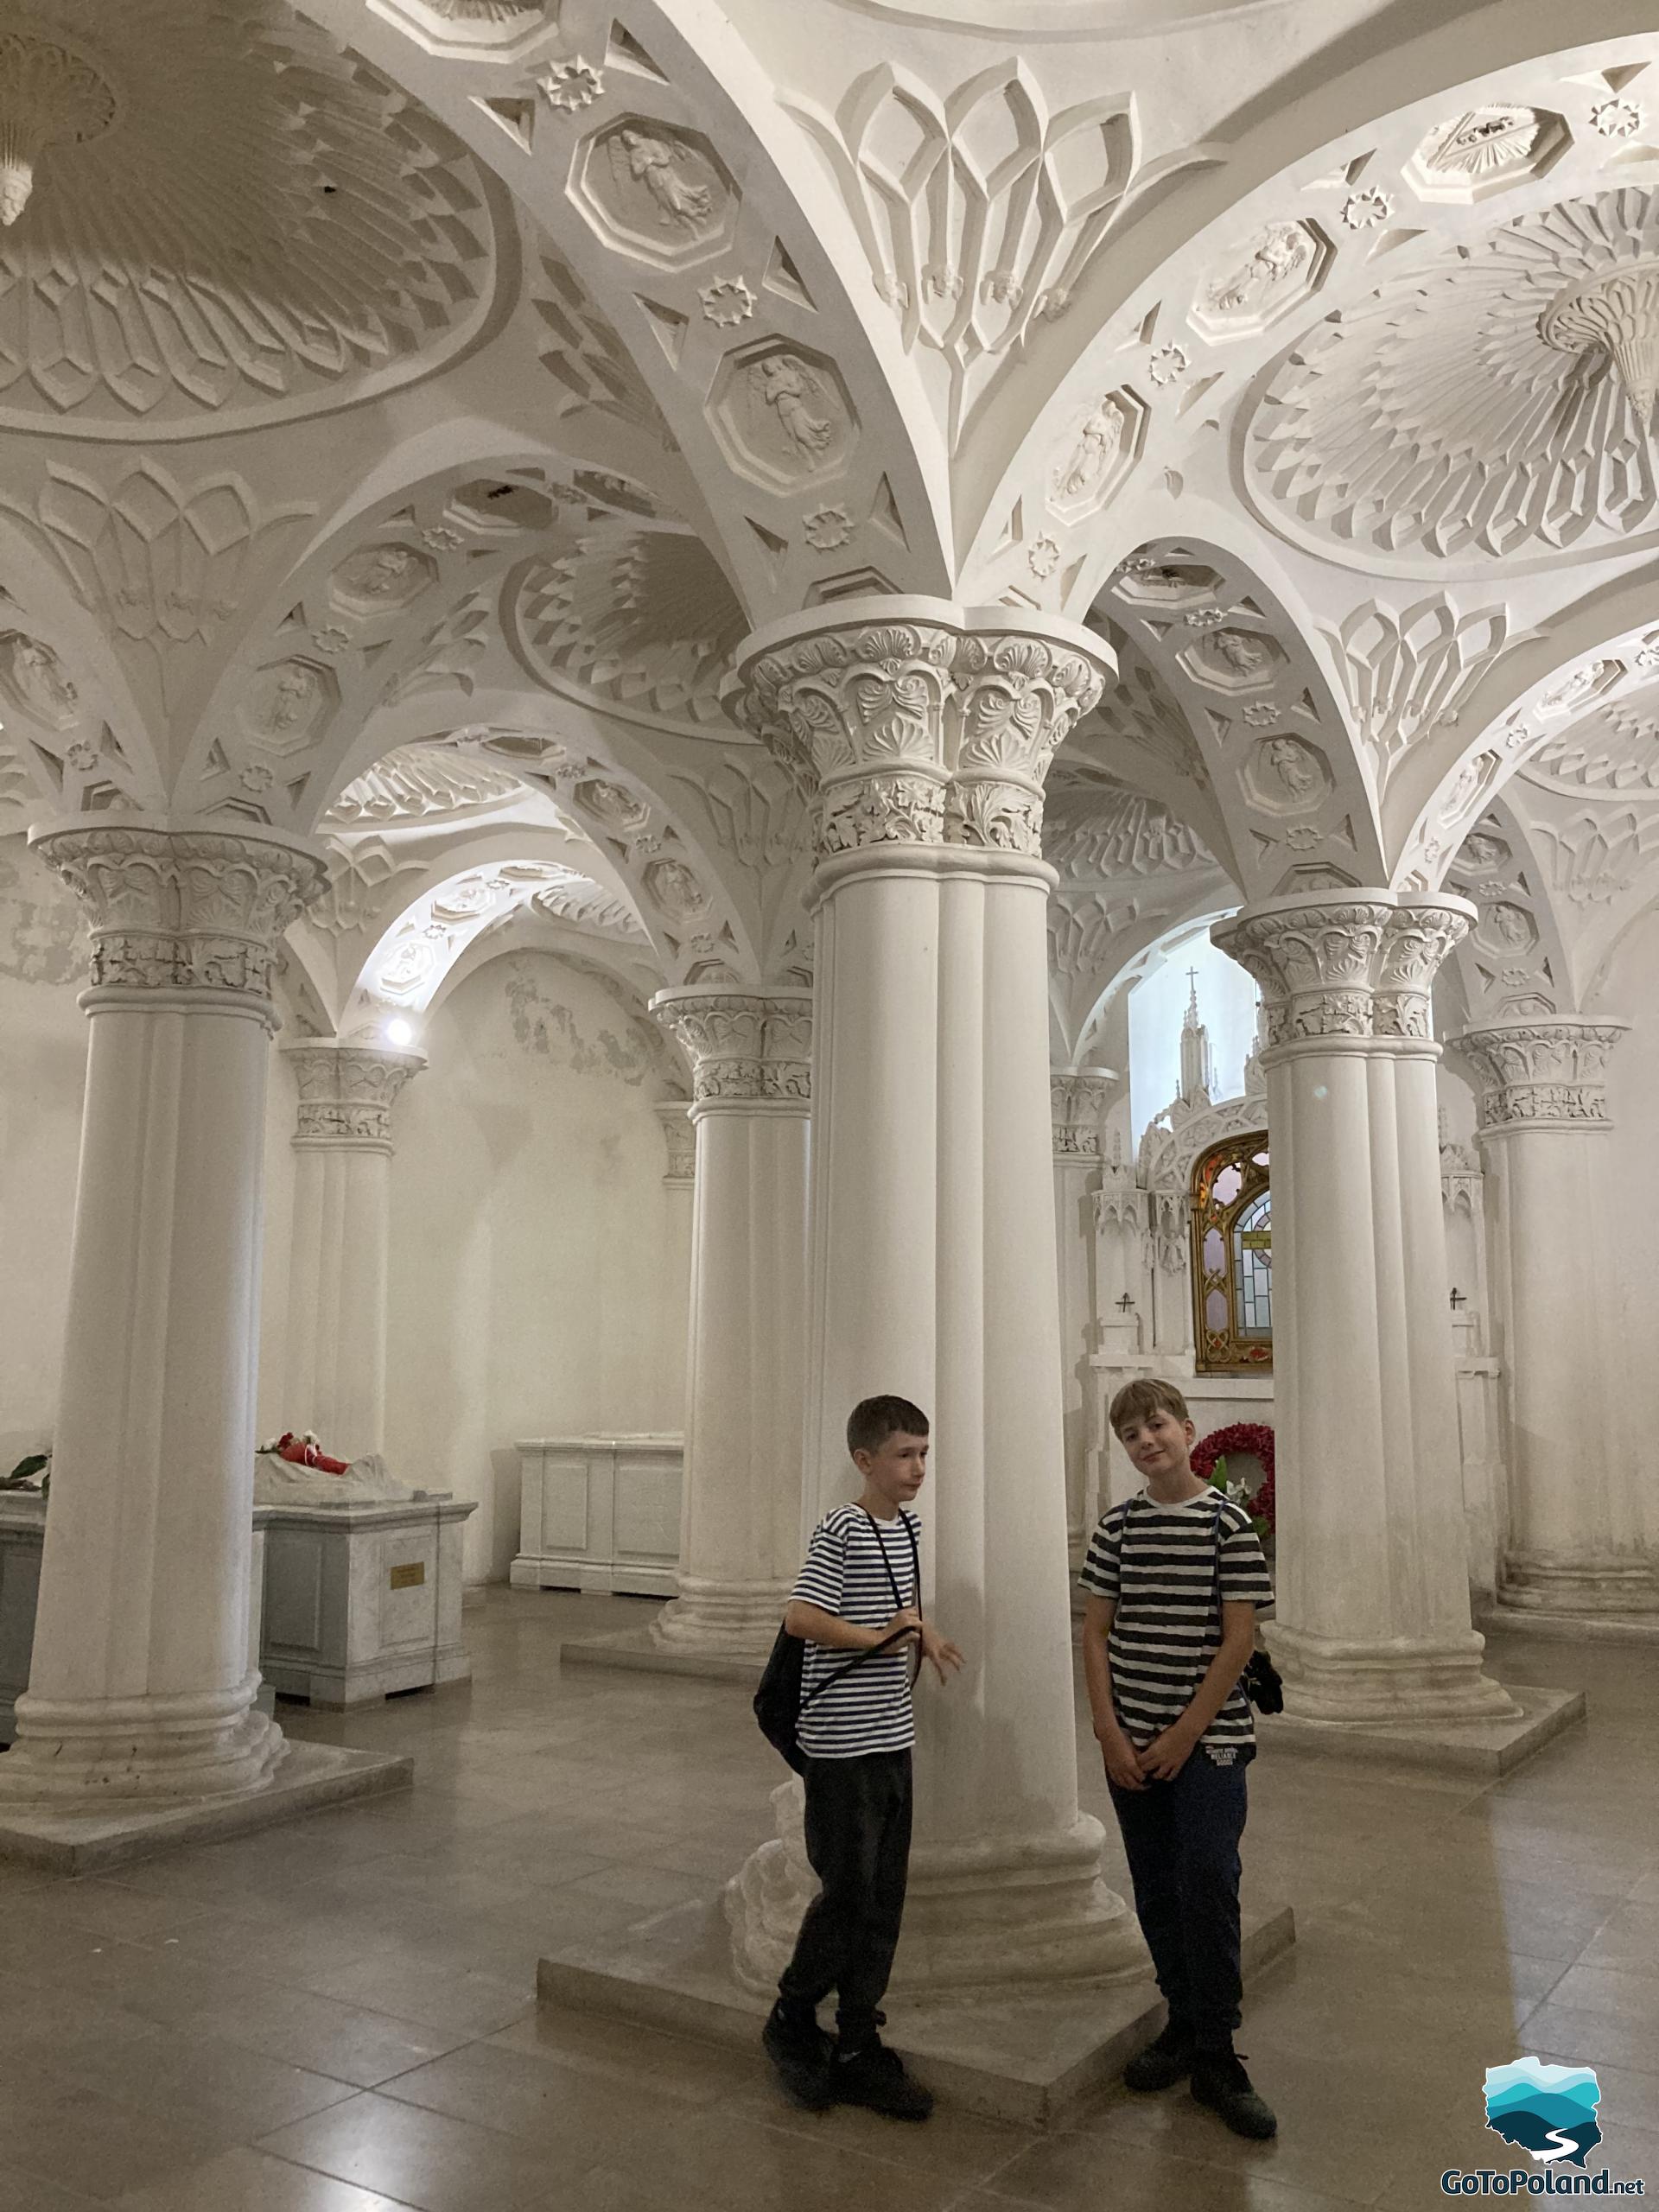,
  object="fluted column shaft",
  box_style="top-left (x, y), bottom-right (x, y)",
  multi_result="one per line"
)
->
top-left (649, 990), bottom-right (811, 1656)
top-left (727, 599), bottom-right (1144, 1993)
top-left (1214, 891), bottom-right (1517, 1728)
top-left (281, 1041), bottom-right (424, 1463)
top-left (1452, 1018), bottom-right (1657, 1618)
top-left (1, 819), bottom-right (325, 1803)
